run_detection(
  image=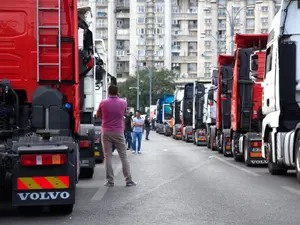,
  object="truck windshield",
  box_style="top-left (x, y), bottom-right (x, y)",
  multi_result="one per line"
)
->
top-left (164, 105), bottom-right (172, 120)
